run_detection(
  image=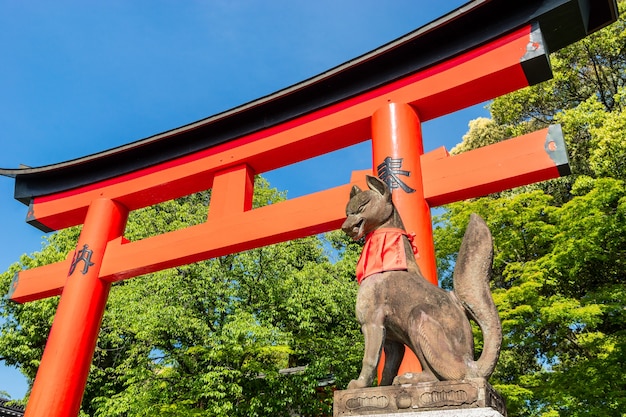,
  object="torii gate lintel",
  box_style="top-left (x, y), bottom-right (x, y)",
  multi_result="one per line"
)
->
top-left (8, 124), bottom-right (567, 304)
